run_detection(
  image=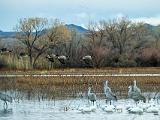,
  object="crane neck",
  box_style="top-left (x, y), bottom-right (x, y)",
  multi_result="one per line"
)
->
top-left (105, 81), bottom-right (108, 86)
top-left (88, 88), bottom-right (91, 95)
top-left (128, 86), bottom-right (132, 93)
top-left (134, 80), bottom-right (136, 87)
